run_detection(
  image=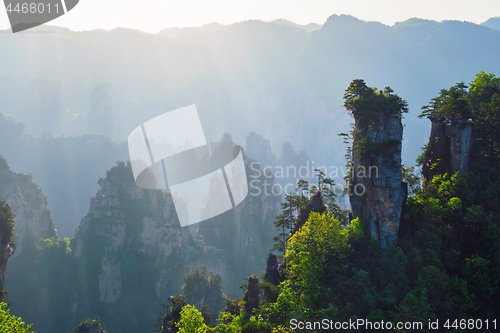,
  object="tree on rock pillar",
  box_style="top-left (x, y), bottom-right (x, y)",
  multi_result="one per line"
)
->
top-left (342, 80), bottom-right (409, 247)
